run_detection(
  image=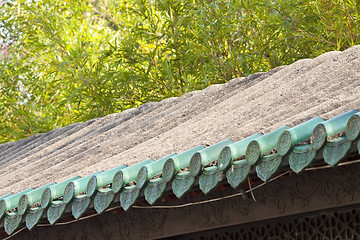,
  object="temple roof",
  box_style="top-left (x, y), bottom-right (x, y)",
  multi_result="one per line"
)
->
top-left (0, 45), bottom-right (360, 236)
